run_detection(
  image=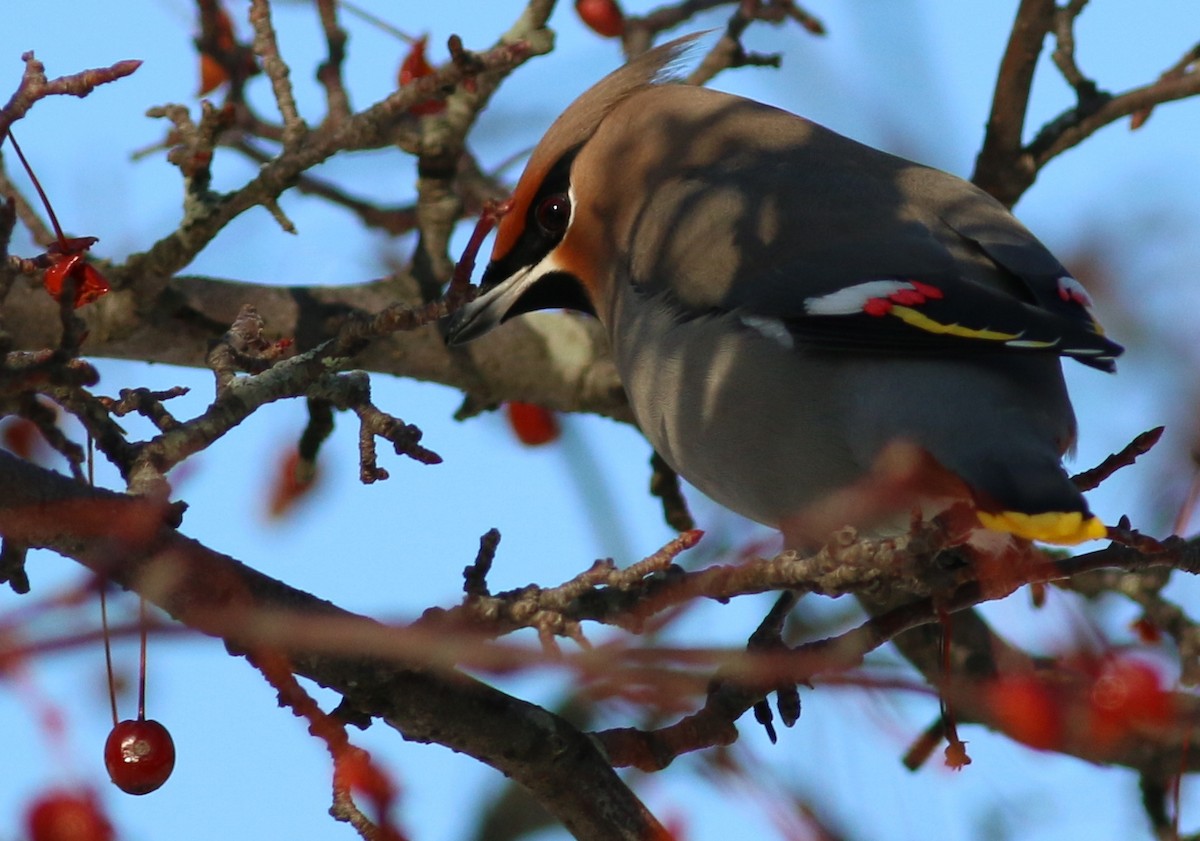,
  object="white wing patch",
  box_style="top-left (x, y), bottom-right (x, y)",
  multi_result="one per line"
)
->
top-left (804, 280), bottom-right (914, 315)
top-left (740, 315), bottom-right (794, 349)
